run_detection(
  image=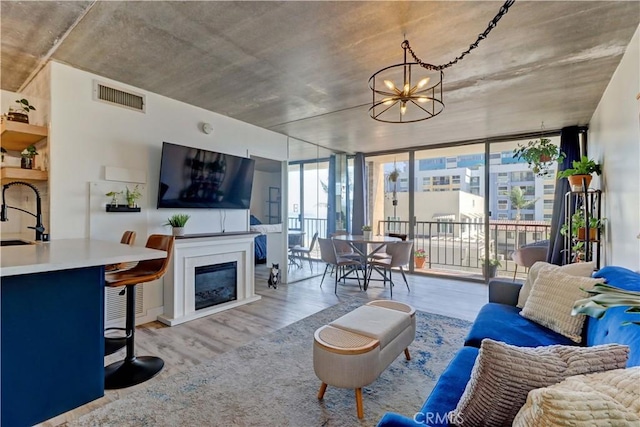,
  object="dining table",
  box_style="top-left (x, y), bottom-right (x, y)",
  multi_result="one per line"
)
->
top-left (332, 234), bottom-right (401, 290)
